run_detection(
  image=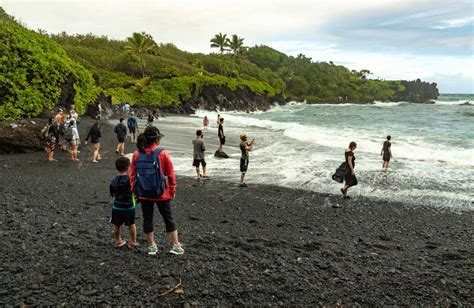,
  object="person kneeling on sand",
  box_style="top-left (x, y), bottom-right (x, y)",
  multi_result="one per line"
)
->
top-left (192, 129), bottom-right (207, 180)
top-left (130, 127), bottom-right (184, 256)
top-left (239, 132), bottom-right (255, 187)
top-left (109, 157), bottom-right (138, 249)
